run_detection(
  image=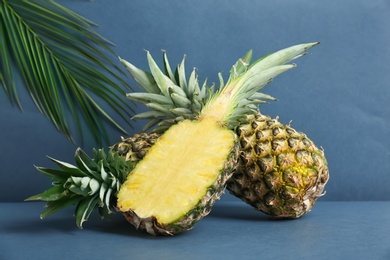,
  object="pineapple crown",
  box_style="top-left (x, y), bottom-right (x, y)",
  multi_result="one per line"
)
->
top-left (120, 51), bottom-right (215, 133)
top-left (121, 42), bottom-right (319, 131)
top-left (26, 148), bottom-right (133, 228)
